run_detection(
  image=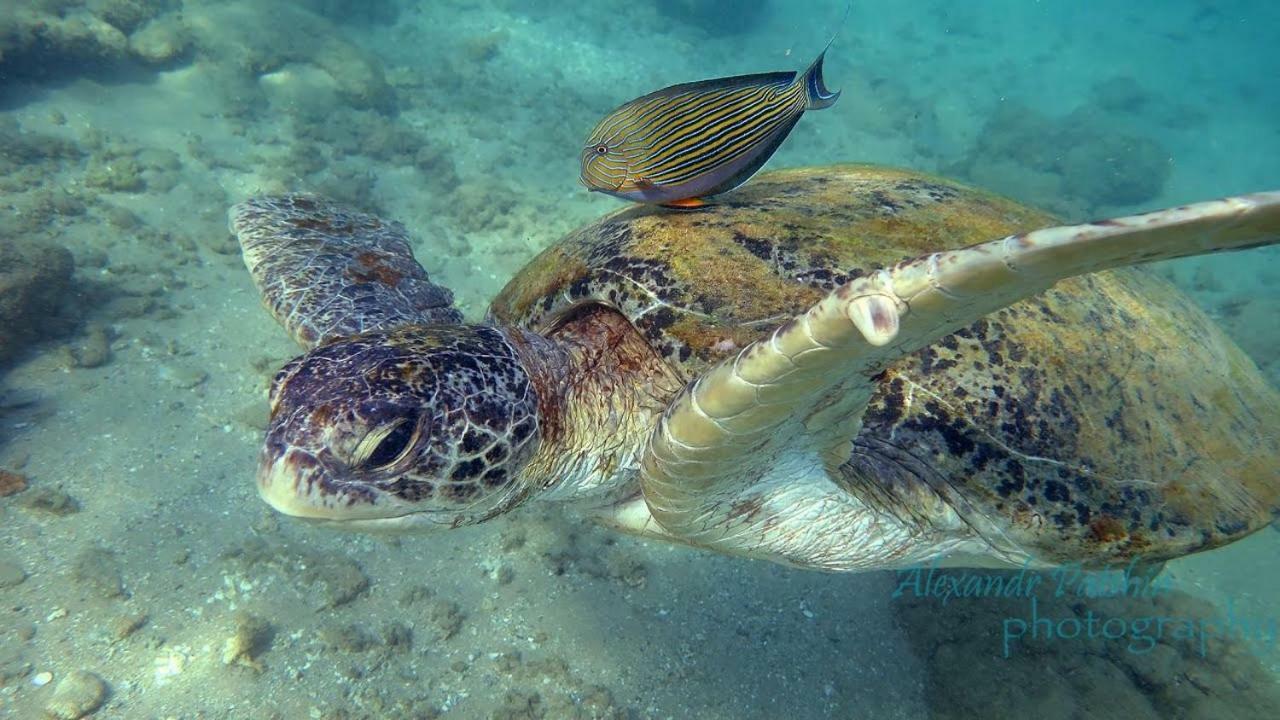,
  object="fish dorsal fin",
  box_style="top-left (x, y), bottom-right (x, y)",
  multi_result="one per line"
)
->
top-left (823, 0), bottom-right (855, 56)
top-left (628, 71), bottom-right (798, 105)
